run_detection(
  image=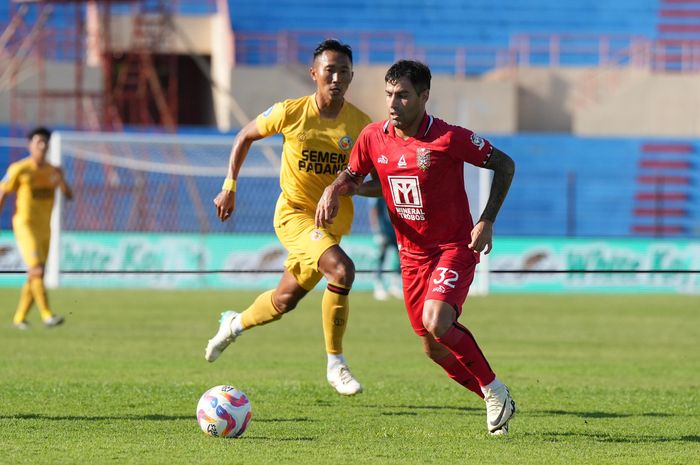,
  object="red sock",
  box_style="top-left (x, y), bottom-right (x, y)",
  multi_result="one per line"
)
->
top-left (433, 352), bottom-right (484, 398)
top-left (435, 322), bottom-right (496, 387)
